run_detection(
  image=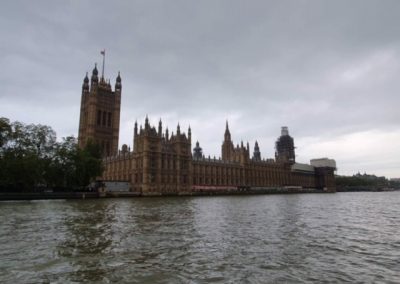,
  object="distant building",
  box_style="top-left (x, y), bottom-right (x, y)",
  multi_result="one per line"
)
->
top-left (311, 158), bottom-right (337, 169)
top-left (78, 63), bottom-right (337, 195)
